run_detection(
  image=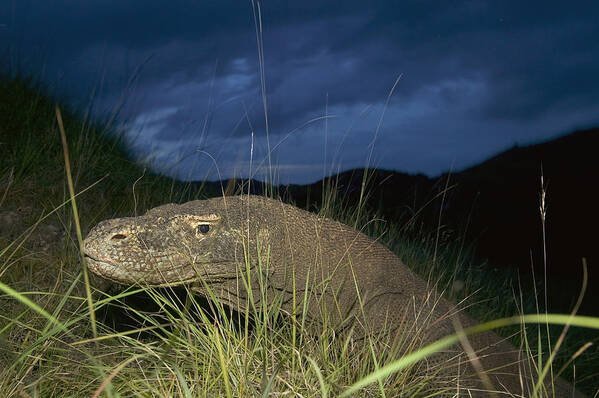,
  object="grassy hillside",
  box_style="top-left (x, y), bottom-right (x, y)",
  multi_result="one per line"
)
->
top-left (0, 75), bottom-right (597, 396)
